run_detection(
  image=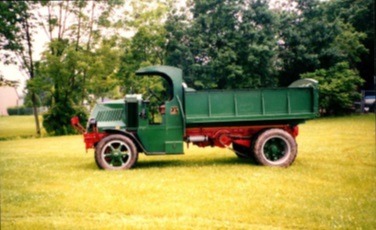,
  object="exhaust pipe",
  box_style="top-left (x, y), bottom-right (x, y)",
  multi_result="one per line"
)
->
top-left (187, 136), bottom-right (208, 142)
